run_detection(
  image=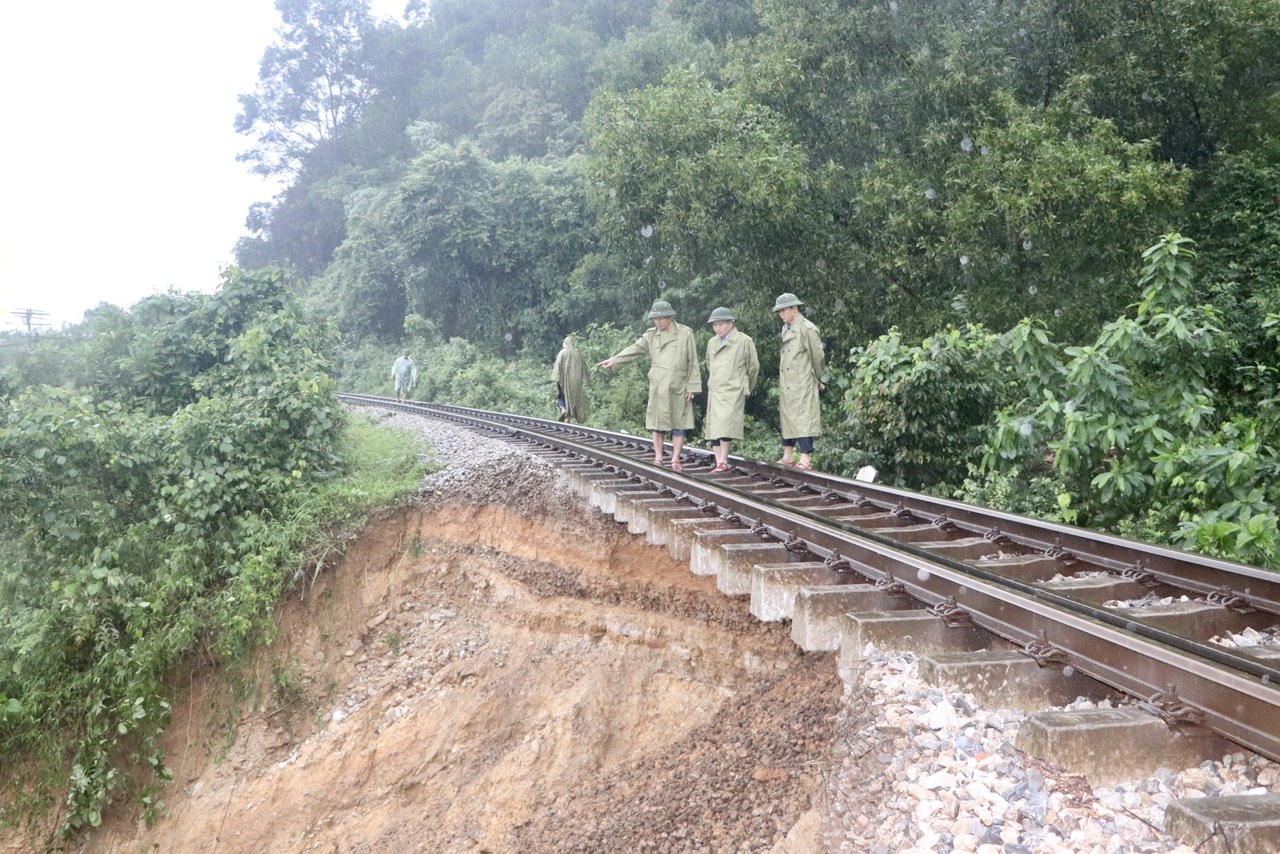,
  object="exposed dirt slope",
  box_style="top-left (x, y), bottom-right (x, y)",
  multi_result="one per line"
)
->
top-left (77, 459), bottom-right (841, 853)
